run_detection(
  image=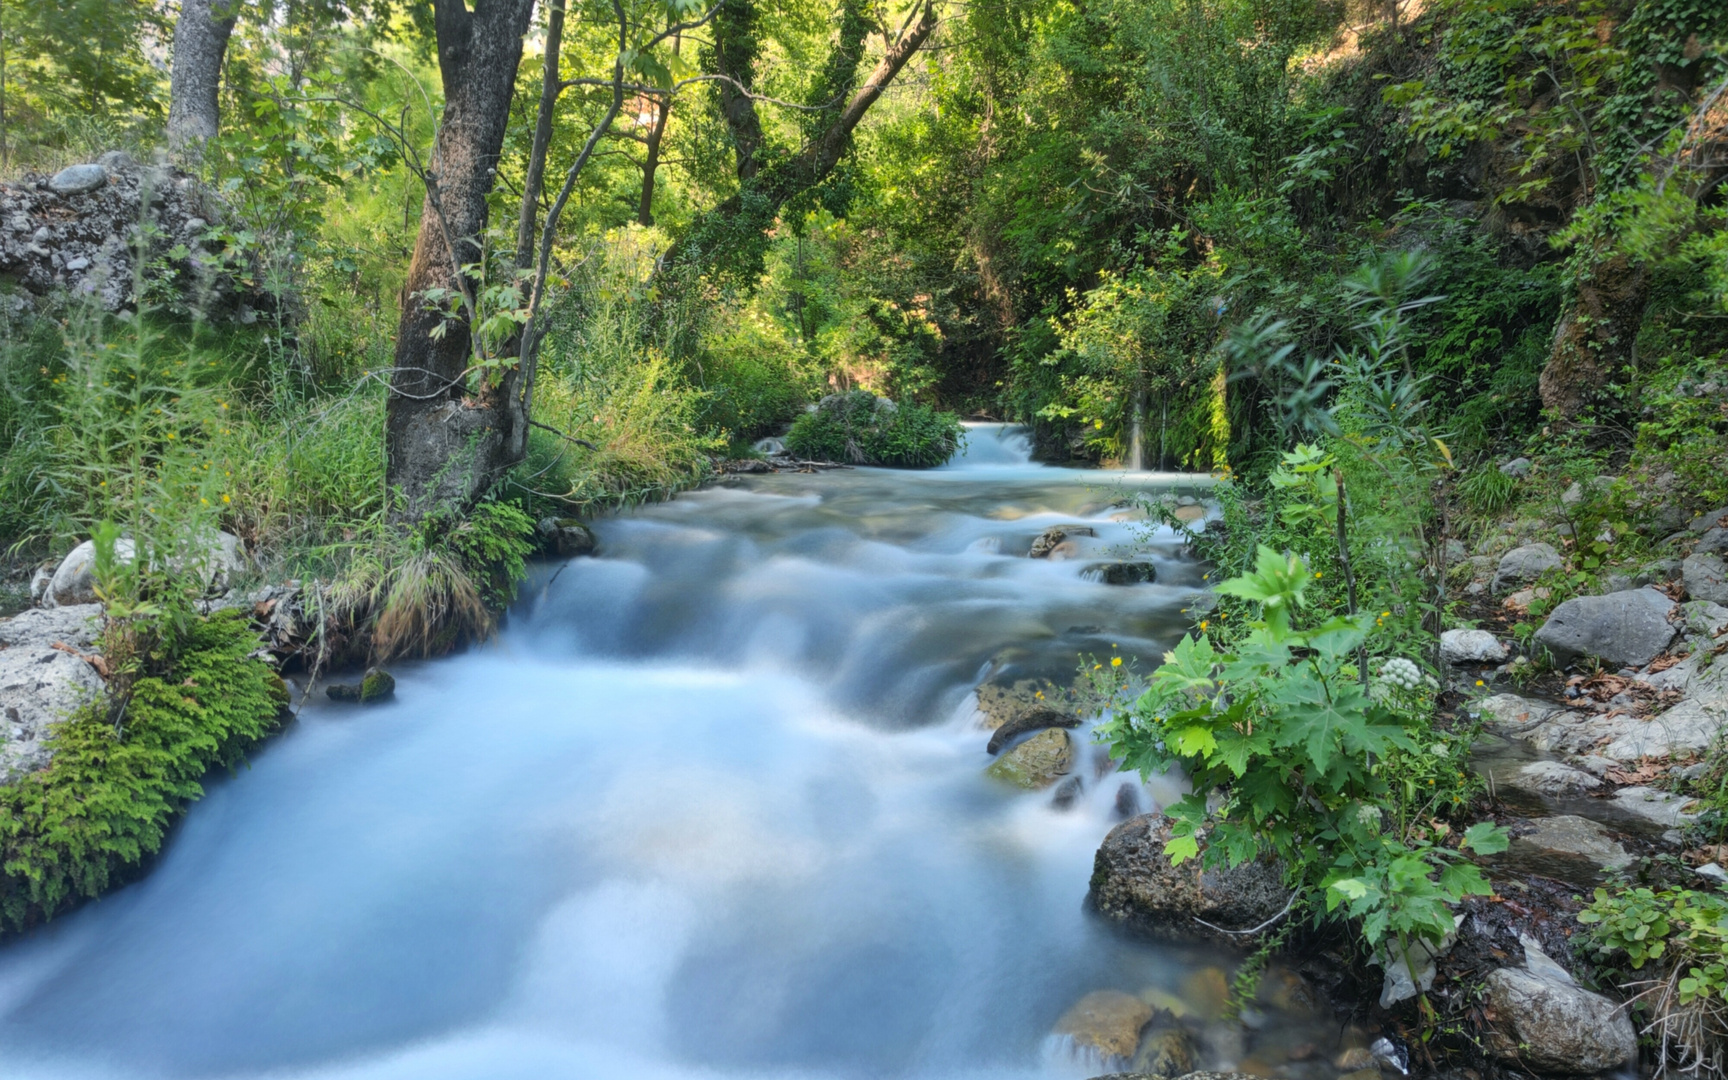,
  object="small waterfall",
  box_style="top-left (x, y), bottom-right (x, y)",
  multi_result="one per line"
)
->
top-left (1127, 394), bottom-right (1145, 471)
